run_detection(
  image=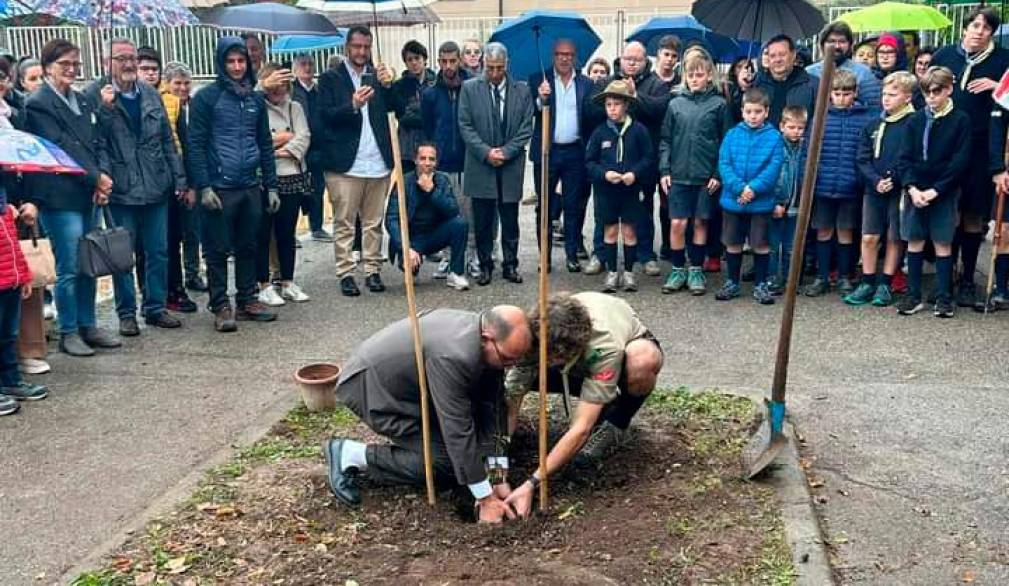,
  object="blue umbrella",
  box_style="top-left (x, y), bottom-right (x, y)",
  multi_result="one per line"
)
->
top-left (626, 15), bottom-right (741, 63)
top-left (489, 10), bottom-right (602, 81)
top-left (270, 32), bottom-right (346, 54)
top-left (203, 2), bottom-right (340, 35)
